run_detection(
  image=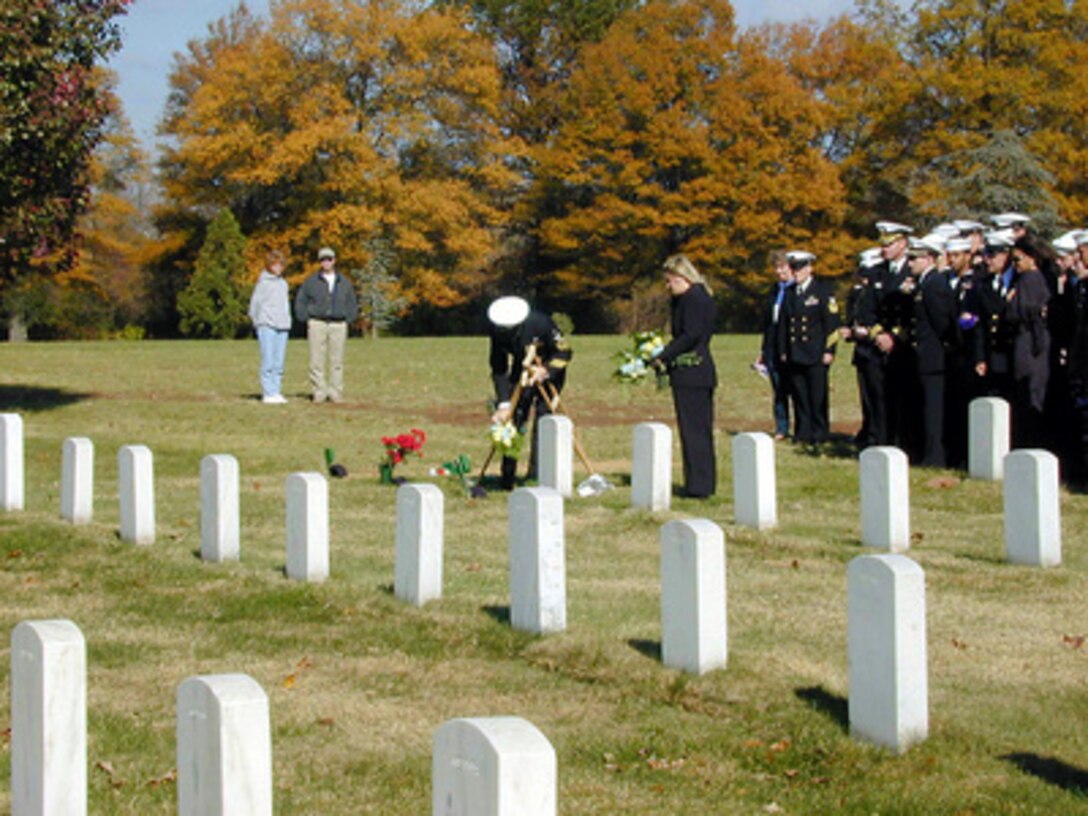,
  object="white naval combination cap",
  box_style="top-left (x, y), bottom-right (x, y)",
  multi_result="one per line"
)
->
top-left (909, 235), bottom-right (946, 255)
top-left (953, 219), bottom-right (986, 234)
top-left (859, 247), bottom-right (884, 268)
top-left (876, 220), bottom-right (914, 236)
top-left (1053, 231), bottom-right (1081, 255)
top-left (990, 212), bottom-right (1031, 228)
top-left (786, 250), bottom-right (816, 266)
top-left (984, 230), bottom-right (1016, 248)
top-left (487, 296), bottom-right (530, 328)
